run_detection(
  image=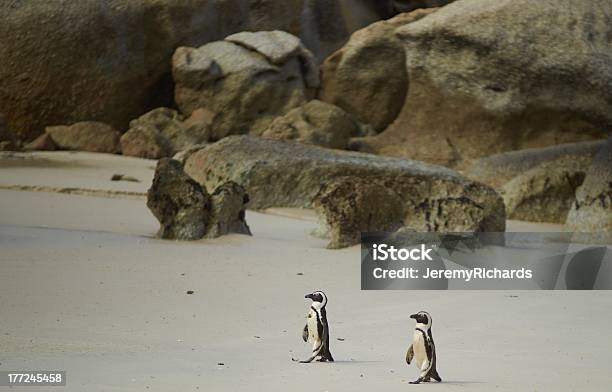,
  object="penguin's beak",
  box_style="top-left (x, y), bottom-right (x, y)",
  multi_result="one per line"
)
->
top-left (305, 293), bottom-right (313, 300)
top-left (410, 313), bottom-right (418, 319)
